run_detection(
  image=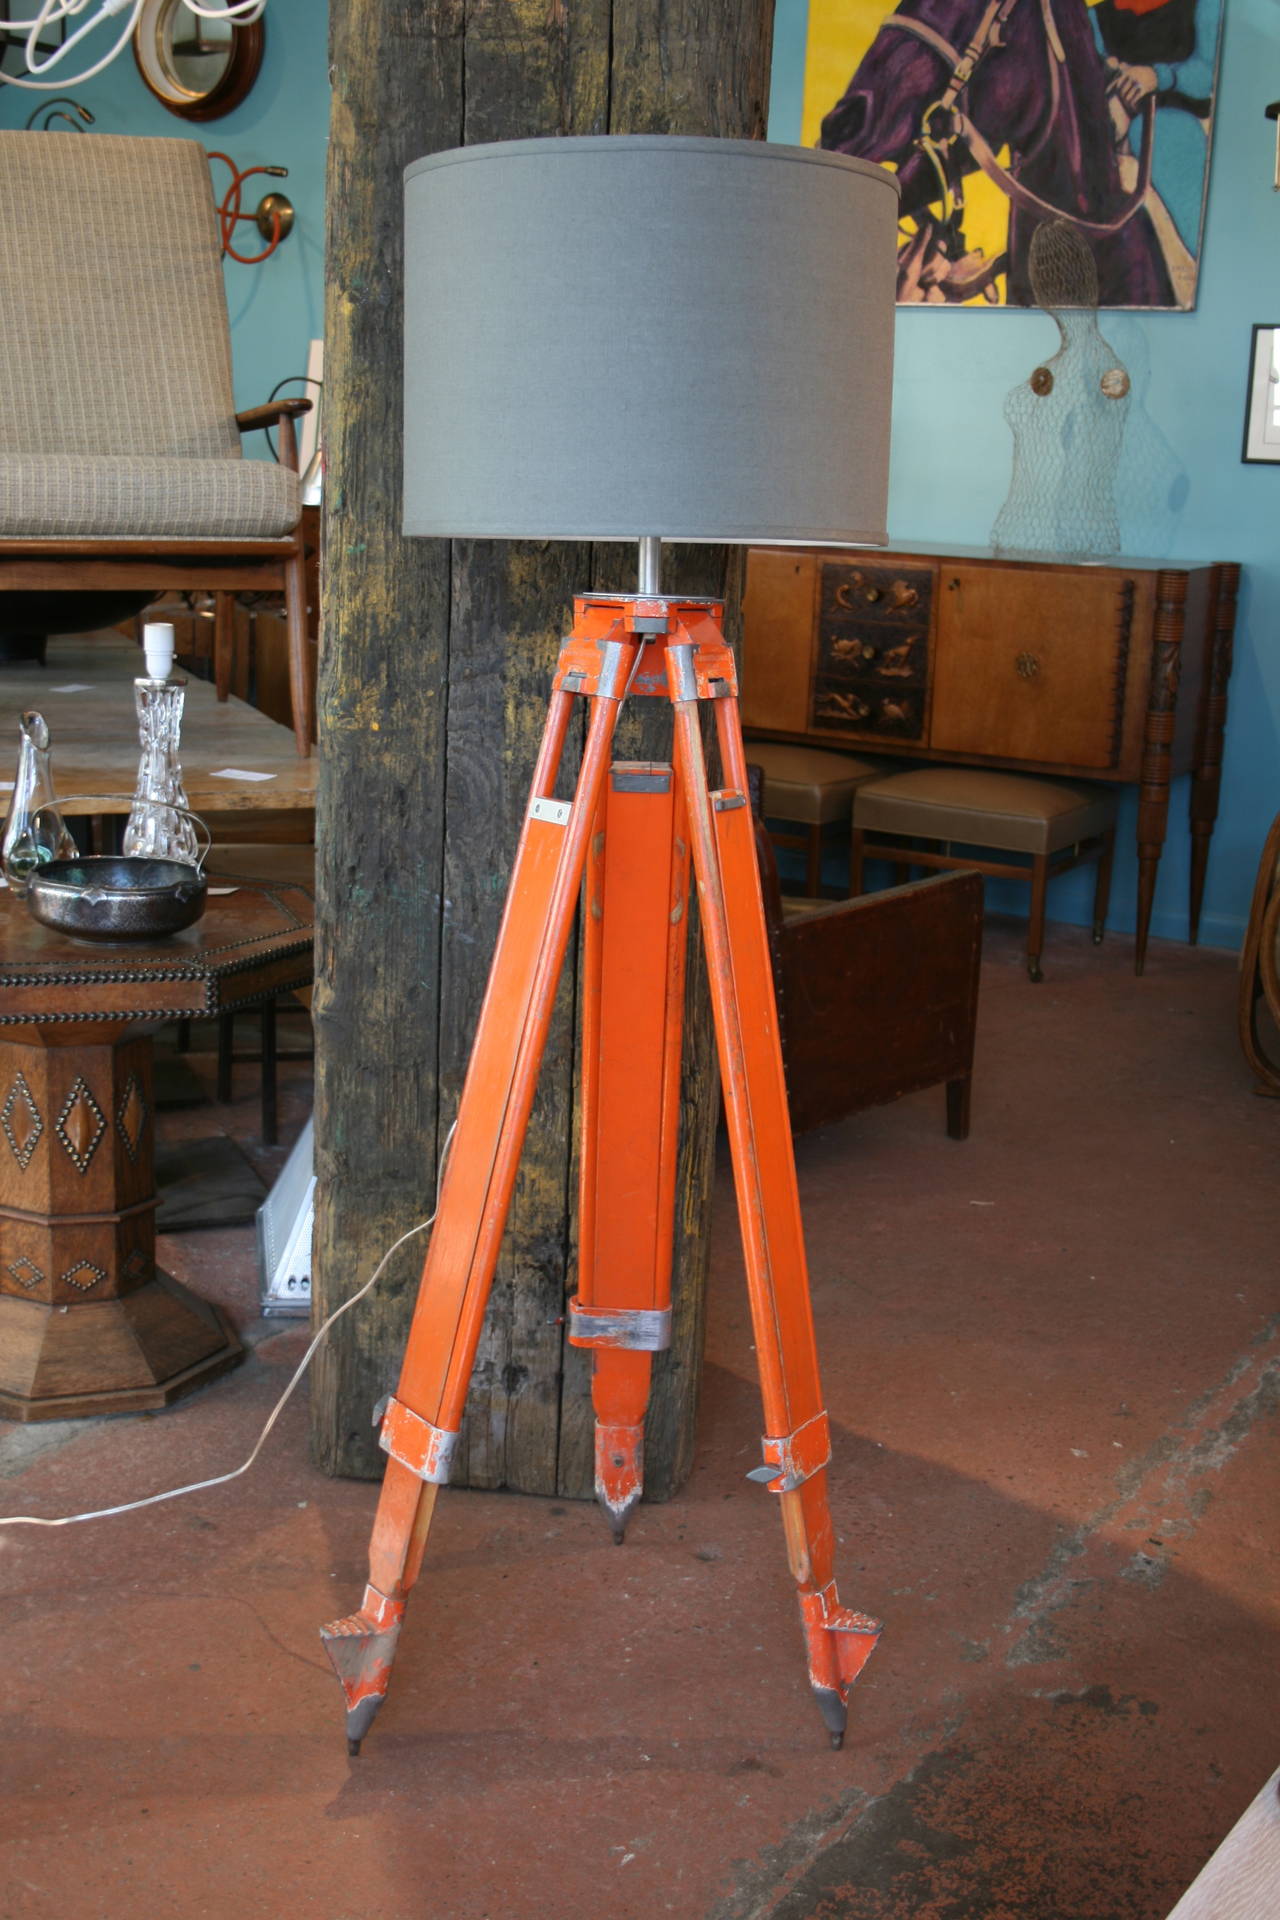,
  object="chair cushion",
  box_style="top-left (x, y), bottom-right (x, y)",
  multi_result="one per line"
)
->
top-left (854, 766), bottom-right (1116, 855)
top-left (749, 742), bottom-right (888, 825)
top-left (0, 454), bottom-right (300, 541)
top-left (0, 133), bottom-right (239, 462)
